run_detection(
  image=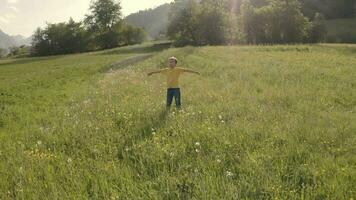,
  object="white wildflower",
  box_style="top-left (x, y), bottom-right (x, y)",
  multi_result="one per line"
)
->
top-left (226, 171), bottom-right (233, 177)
